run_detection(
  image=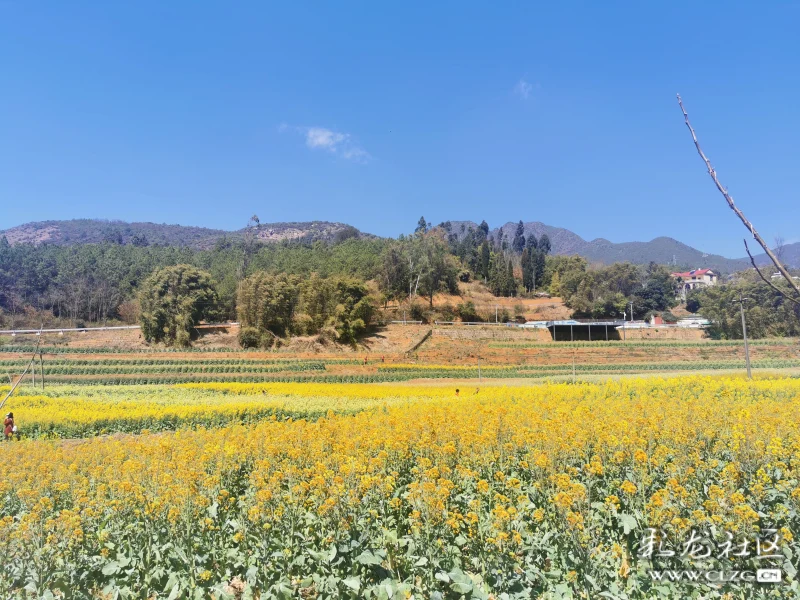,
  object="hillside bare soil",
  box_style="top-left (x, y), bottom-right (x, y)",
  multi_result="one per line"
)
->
top-left (432, 281), bottom-right (571, 321)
